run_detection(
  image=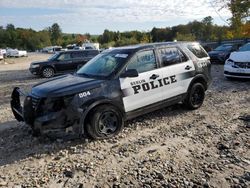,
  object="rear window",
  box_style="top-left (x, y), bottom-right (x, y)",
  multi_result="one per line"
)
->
top-left (187, 44), bottom-right (208, 58)
top-left (239, 43), bottom-right (250, 52)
